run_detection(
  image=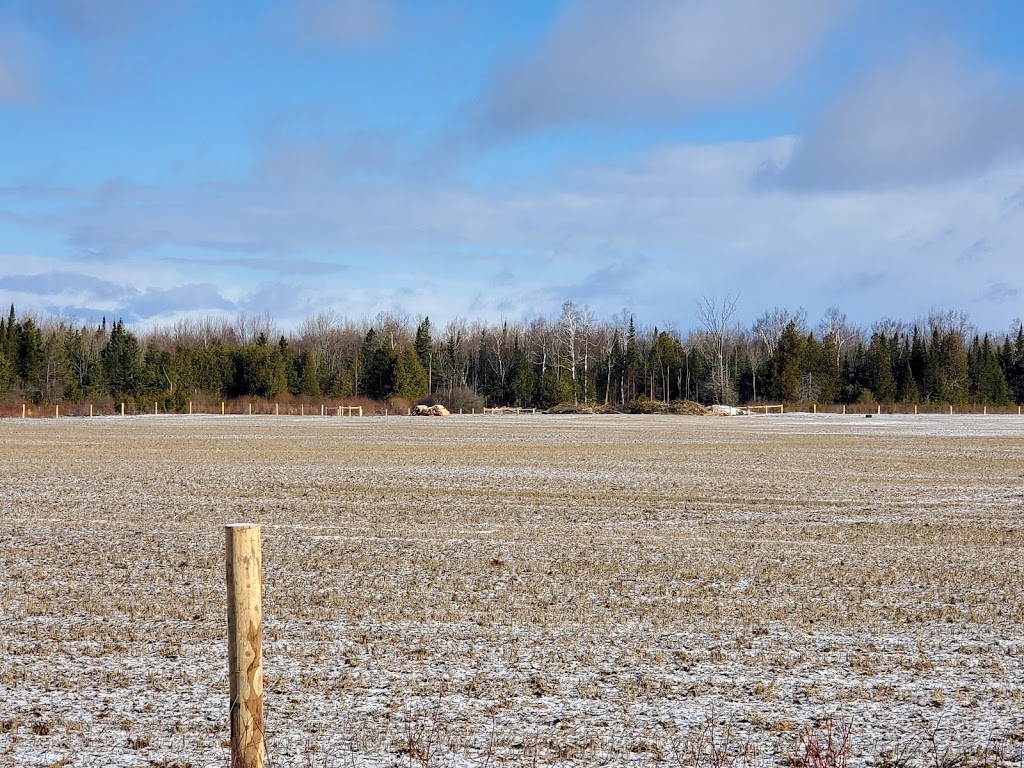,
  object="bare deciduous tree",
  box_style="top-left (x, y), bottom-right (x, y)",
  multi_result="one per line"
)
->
top-left (818, 306), bottom-right (861, 370)
top-left (696, 293), bottom-right (739, 405)
top-left (754, 306), bottom-right (807, 358)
